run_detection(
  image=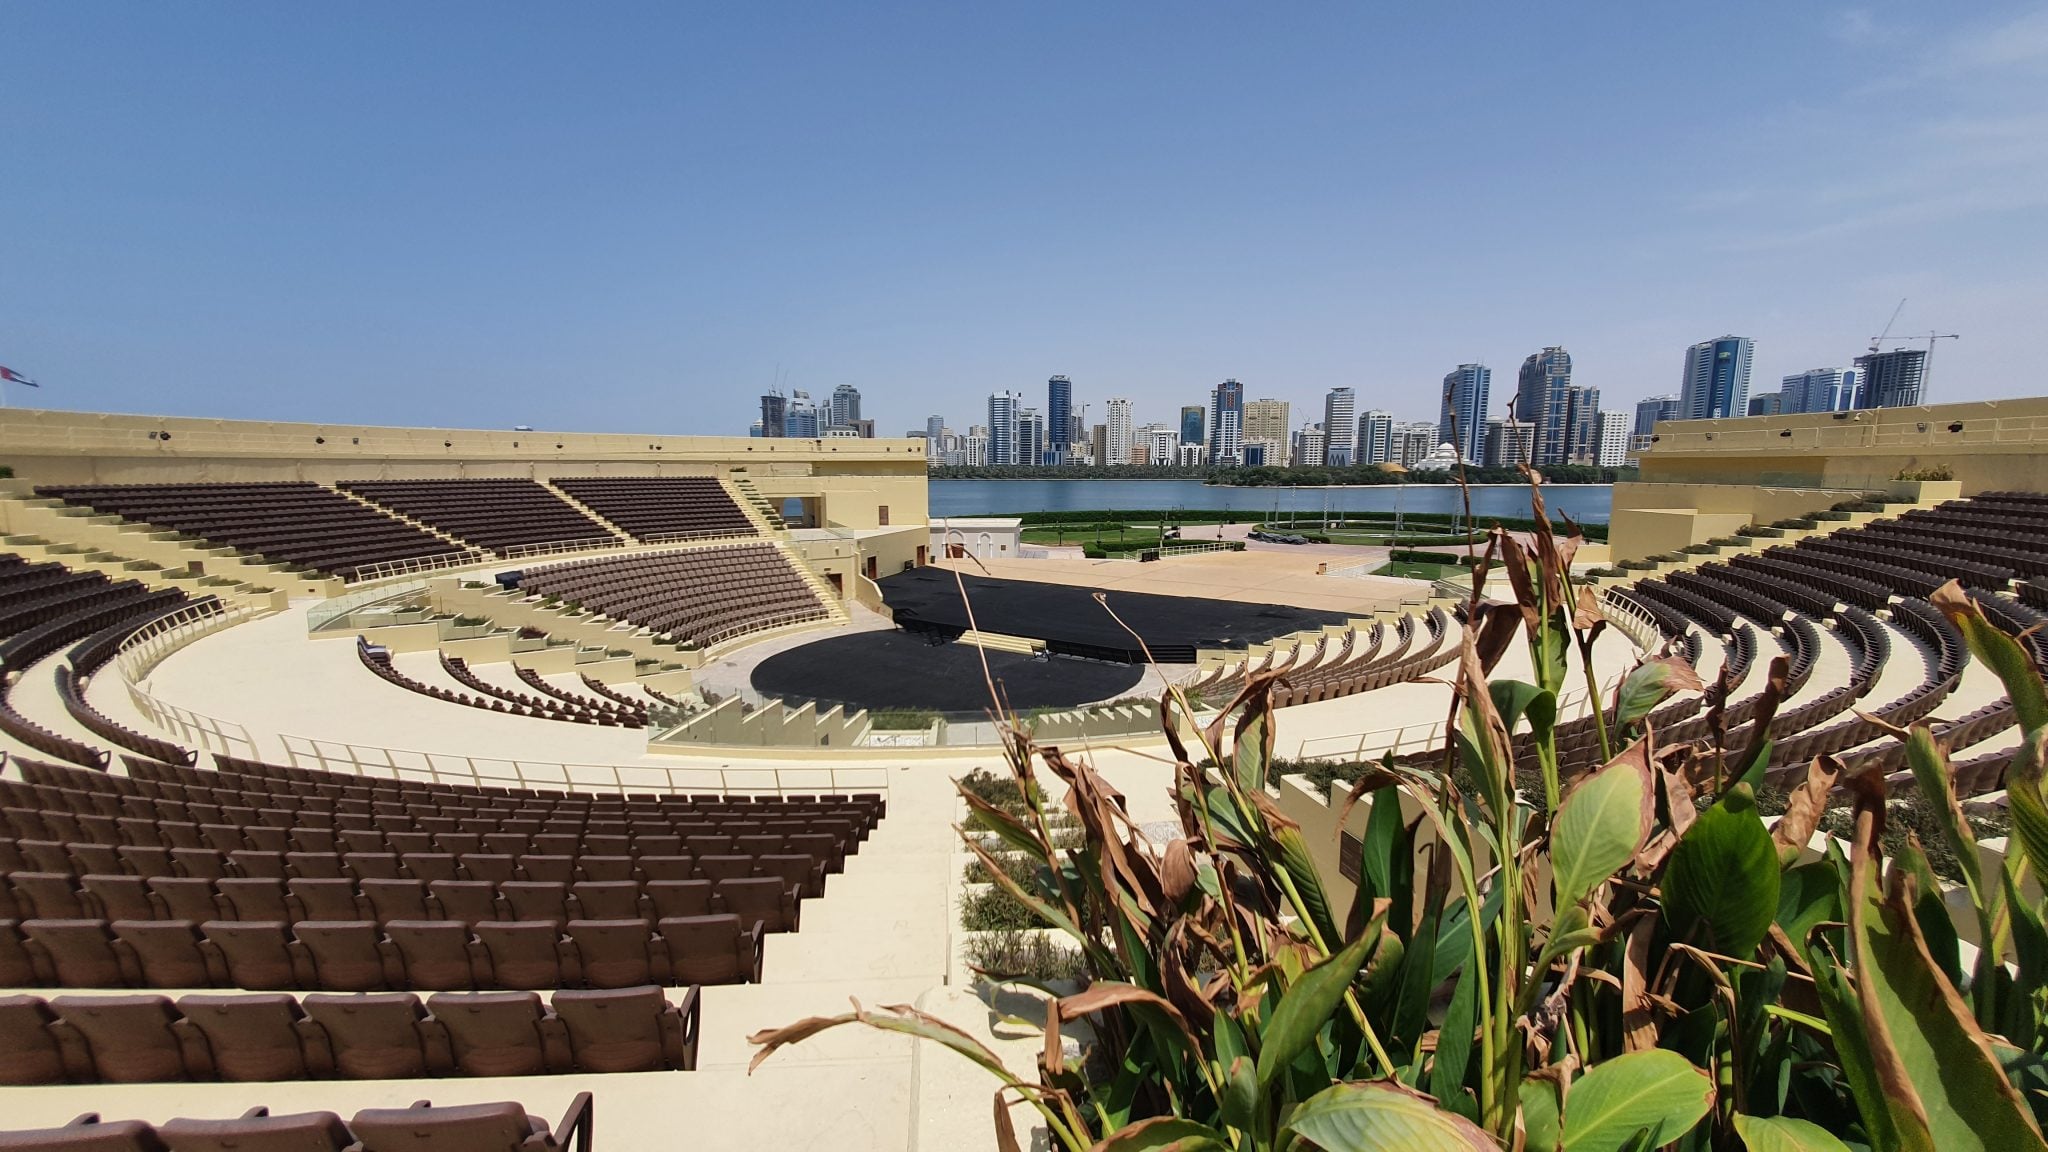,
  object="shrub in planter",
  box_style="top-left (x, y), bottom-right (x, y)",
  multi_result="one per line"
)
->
top-left (1737, 524), bottom-right (1784, 538)
top-left (963, 928), bottom-right (1086, 982)
top-left (1773, 517), bottom-right (1818, 530)
top-left (1389, 548), bottom-right (1460, 565)
top-left (1812, 509), bottom-right (1852, 521)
